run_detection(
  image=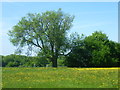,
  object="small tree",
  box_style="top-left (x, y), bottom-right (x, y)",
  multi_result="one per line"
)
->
top-left (8, 9), bottom-right (74, 67)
